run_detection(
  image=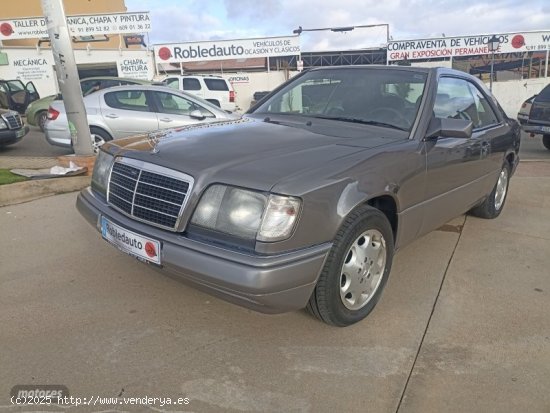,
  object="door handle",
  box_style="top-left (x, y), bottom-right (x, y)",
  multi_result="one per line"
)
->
top-left (105, 114), bottom-right (118, 119)
top-left (159, 118), bottom-right (173, 122)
